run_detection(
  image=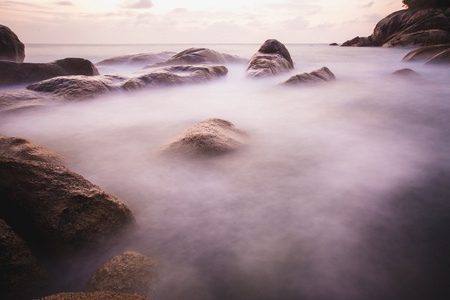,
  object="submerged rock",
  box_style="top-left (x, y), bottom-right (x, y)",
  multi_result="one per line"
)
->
top-left (425, 47), bottom-right (450, 64)
top-left (0, 58), bottom-right (99, 86)
top-left (161, 118), bottom-right (247, 157)
top-left (0, 135), bottom-right (66, 164)
top-left (84, 251), bottom-right (158, 297)
top-left (342, 8), bottom-right (450, 47)
top-left (402, 44), bottom-right (450, 62)
top-left (283, 67), bottom-right (336, 85)
top-left (0, 157), bottom-right (135, 254)
top-left (391, 68), bottom-right (420, 77)
top-left (0, 219), bottom-right (51, 300)
top-left (247, 39), bottom-right (294, 78)
top-left (0, 89), bottom-right (58, 113)
top-left (96, 51), bottom-right (176, 67)
top-left (37, 291), bottom-right (152, 300)
top-left (146, 48), bottom-right (247, 68)
top-left (122, 65), bottom-right (228, 91)
top-left (0, 24), bottom-right (25, 62)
